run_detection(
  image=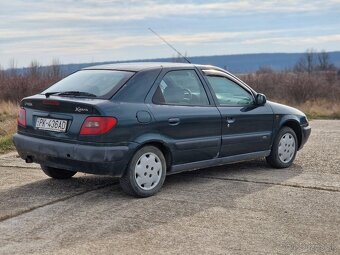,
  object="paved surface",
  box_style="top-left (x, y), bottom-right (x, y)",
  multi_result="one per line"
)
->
top-left (0, 120), bottom-right (339, 255)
